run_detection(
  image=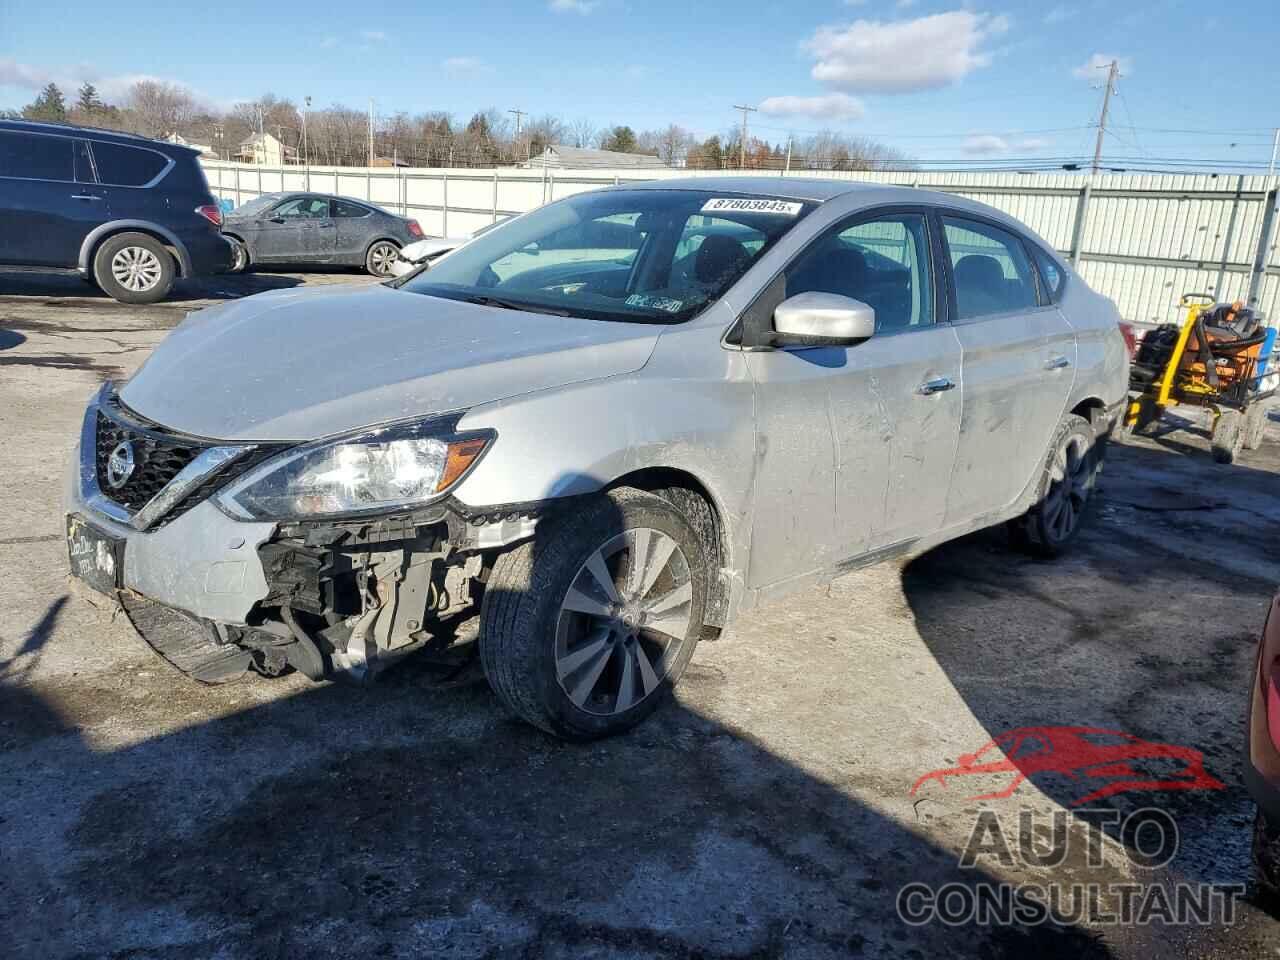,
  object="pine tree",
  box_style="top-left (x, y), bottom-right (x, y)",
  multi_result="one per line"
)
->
top-left (22, 83), bottom-right (67, 122)
top-left (77, 83), bottom-right (104, 113)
